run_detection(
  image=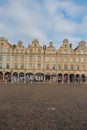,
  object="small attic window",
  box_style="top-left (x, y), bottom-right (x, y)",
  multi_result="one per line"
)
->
top-left (30, 49), bottom-right (33, 54)
top-left (18, 41), bottom-right (23, 47)
top-left (49, 42), bottom-right (53, 47)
